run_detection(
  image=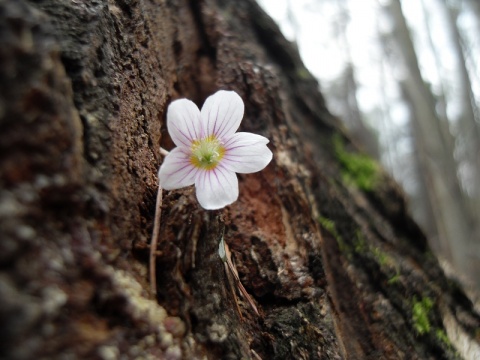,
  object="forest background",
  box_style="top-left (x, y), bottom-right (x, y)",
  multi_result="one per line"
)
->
top-left (260, 0), bottom-right (480, 290)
